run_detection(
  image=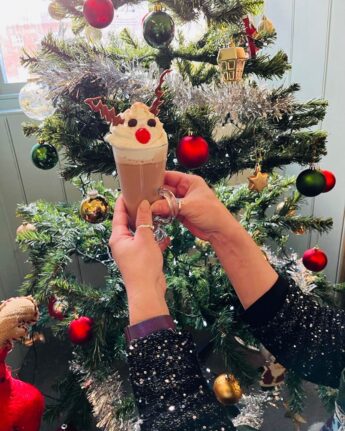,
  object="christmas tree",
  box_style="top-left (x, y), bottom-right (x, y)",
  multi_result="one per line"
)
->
top-left (16, 0), bottom-right (342, 429)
